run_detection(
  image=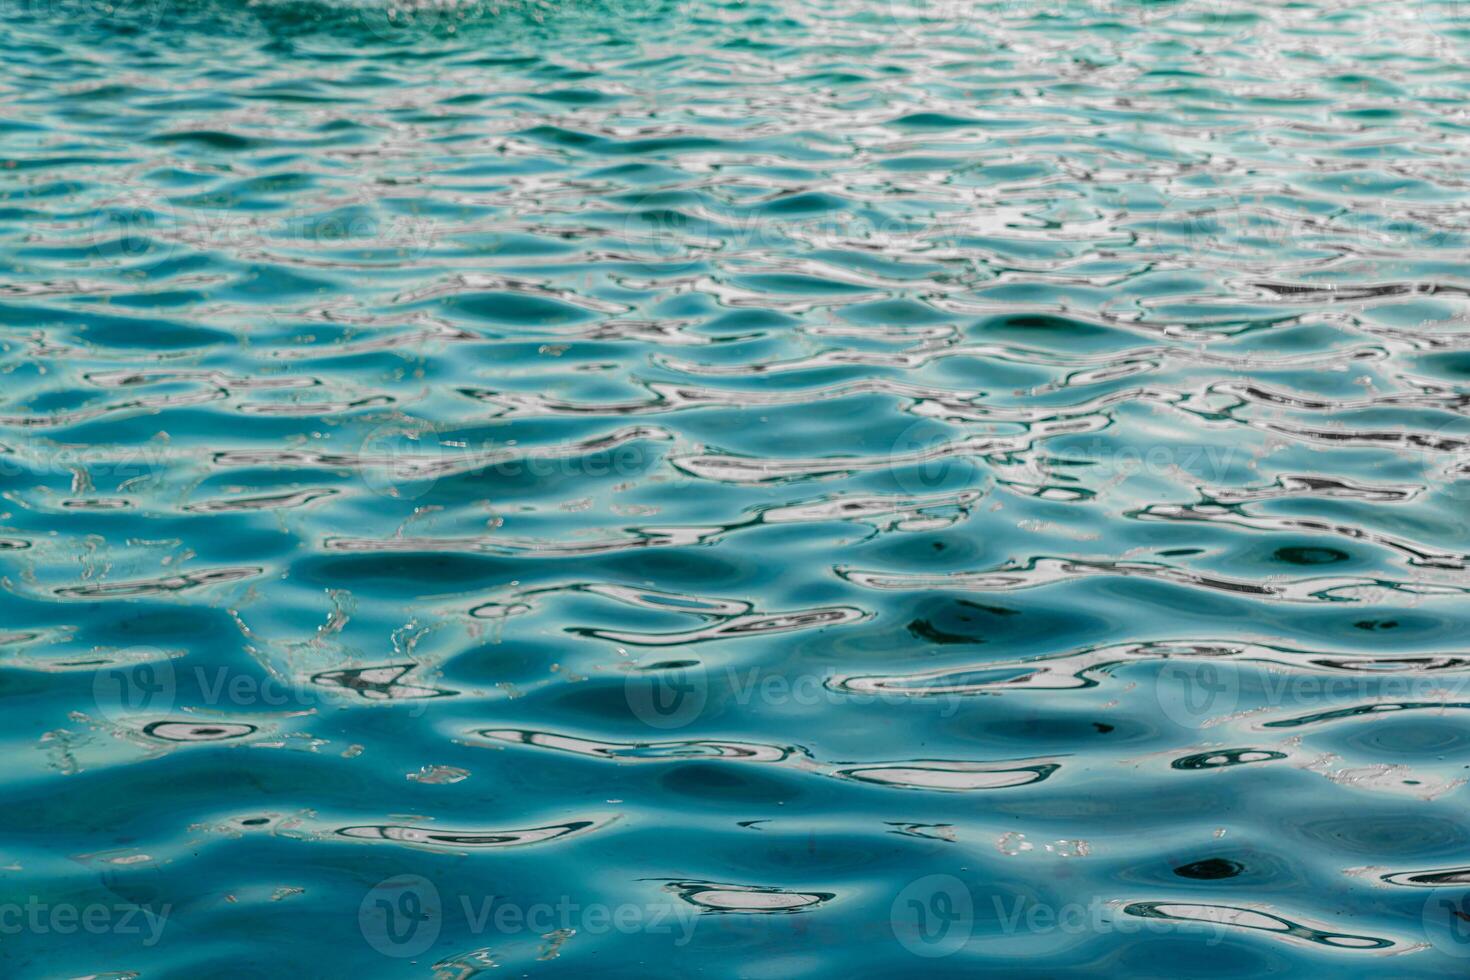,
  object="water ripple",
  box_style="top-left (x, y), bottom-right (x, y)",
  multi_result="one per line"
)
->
top-left (4, 0), bottom-right (1470, 973)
